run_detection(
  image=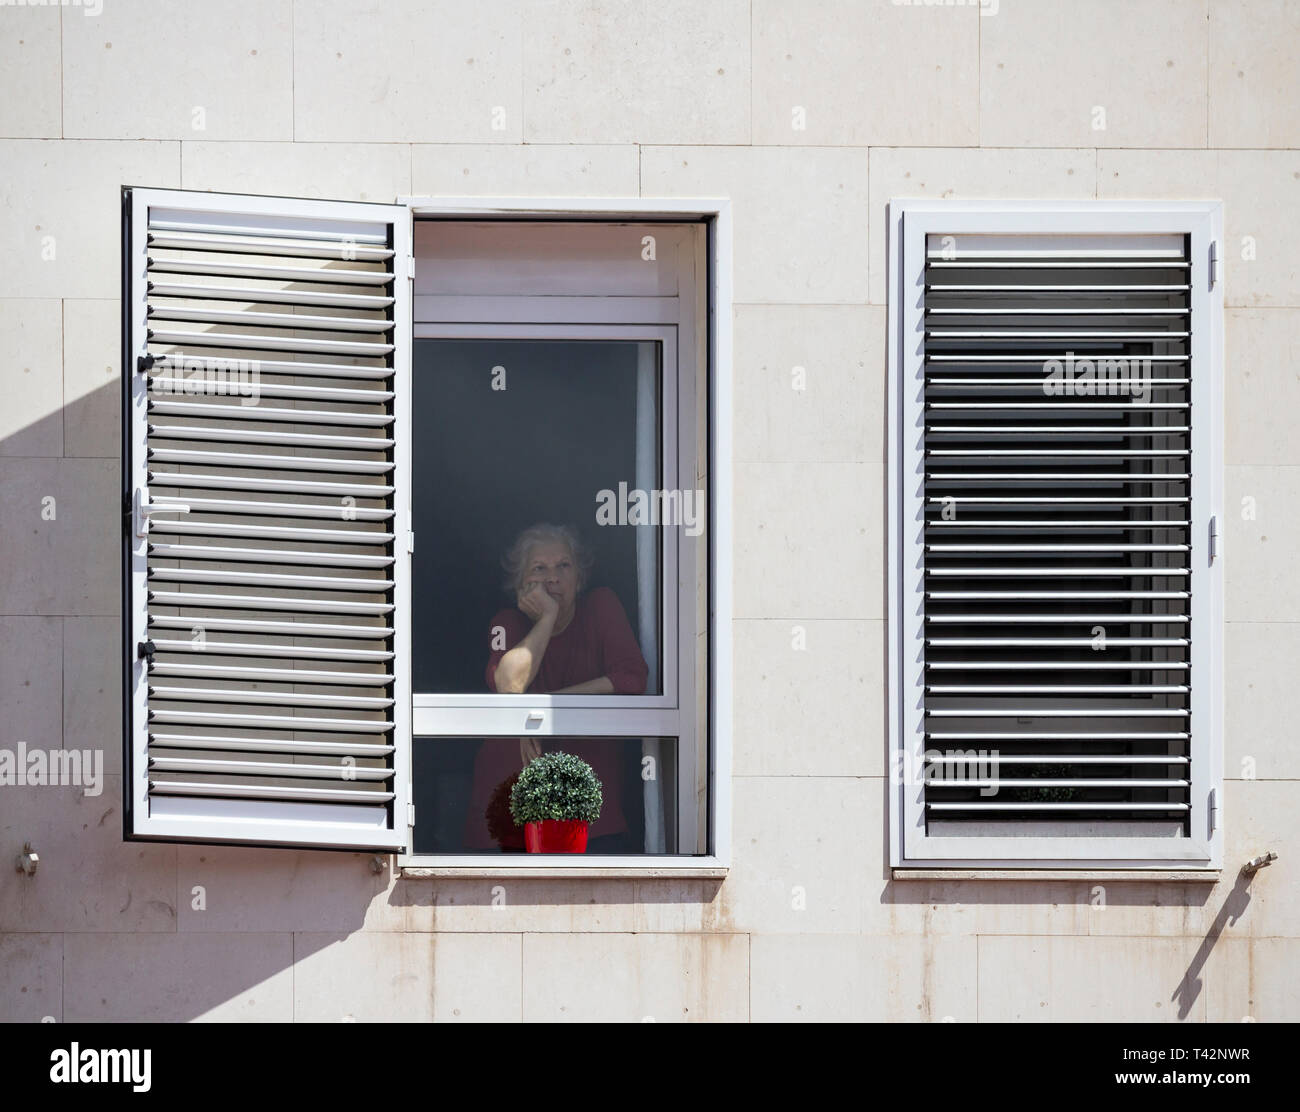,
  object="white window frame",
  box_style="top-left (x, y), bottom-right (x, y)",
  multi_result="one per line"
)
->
top-left (886, 199), bottom-right (1224, 871)
top-left (396, 198), bottom-right (733, 873)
